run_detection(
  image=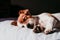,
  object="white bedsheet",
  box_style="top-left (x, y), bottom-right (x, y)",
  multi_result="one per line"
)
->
top-left (0, 13), bottom-right (60, 40)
